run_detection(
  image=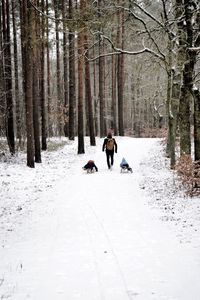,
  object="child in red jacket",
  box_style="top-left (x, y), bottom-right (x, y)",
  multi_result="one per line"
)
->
top-left (83, 160), bottom-right (98, 173)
